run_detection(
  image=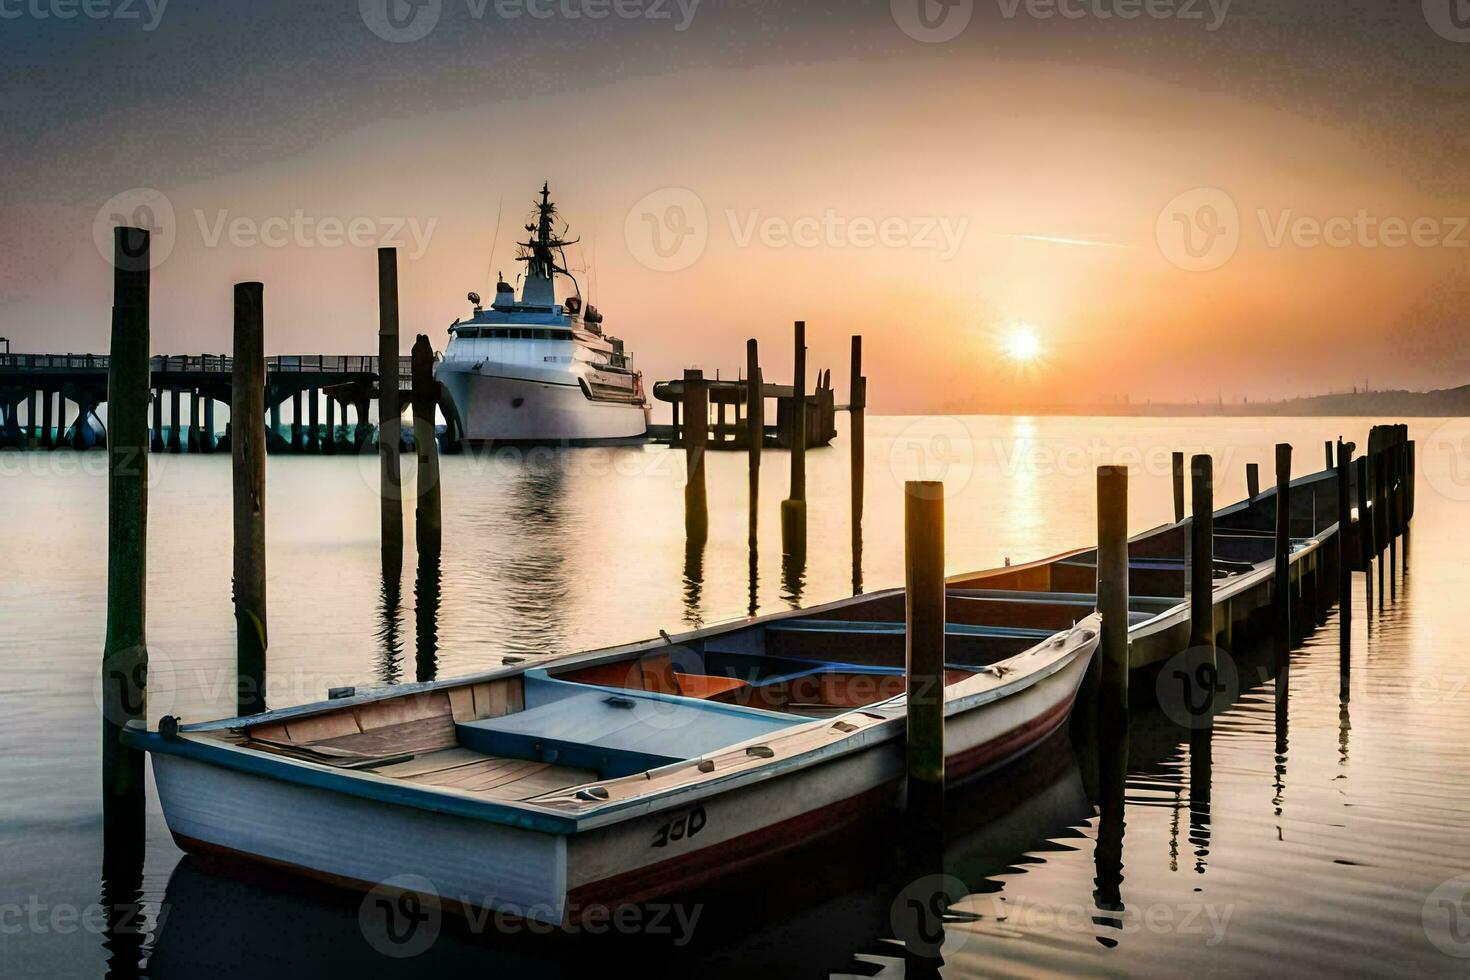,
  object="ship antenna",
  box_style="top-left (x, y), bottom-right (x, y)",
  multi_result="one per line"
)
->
top-left (485, 195), bottom-right (504, 295)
